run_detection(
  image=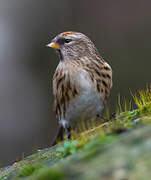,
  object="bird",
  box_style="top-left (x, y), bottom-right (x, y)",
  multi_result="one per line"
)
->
top-left (47, 31), bottom-right (112, 142)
